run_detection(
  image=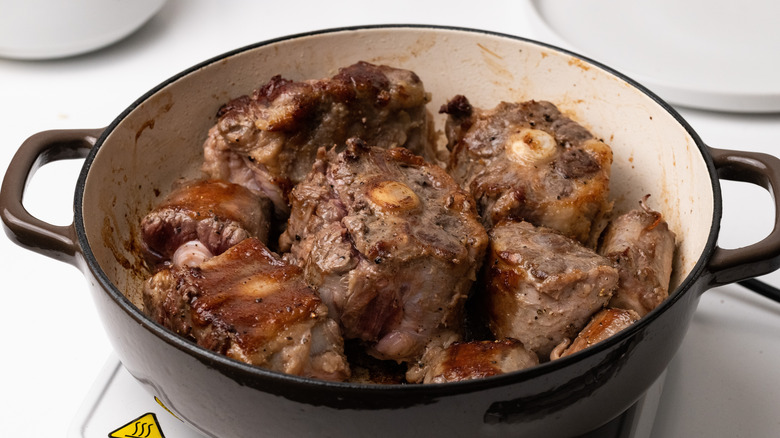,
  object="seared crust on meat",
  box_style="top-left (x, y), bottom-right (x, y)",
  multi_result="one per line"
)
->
top-left (202, 61), bottom-right (434, 215)
top-left (406, 336), bottom-right (539, 383)
top-left (281, 138), bottom-right (488, 363)
top-left (598, 197), bottom-right (676, 316)
top-left (134, 60), bottom-right (680, 383)
top-left (142, 238), bottom-right (350, 381)
top-left (442, 97), bottom-right (612, 244)
top-left (550, 308), bottom-right (640, 360)
top-left (140, 179), bottom-right (272, 265)
top-left (481, 220), bottom-right (618, 358)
